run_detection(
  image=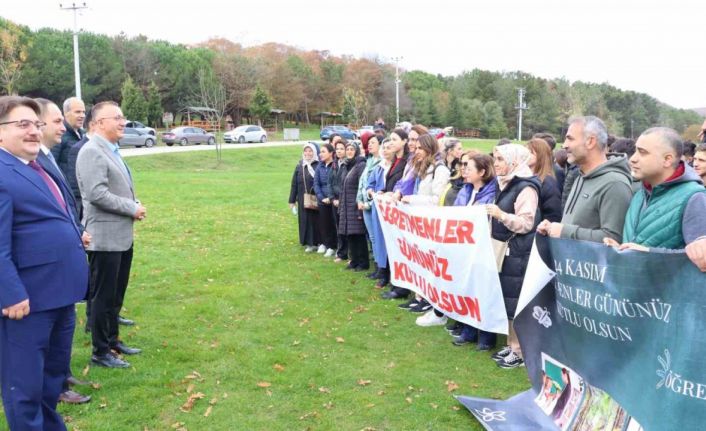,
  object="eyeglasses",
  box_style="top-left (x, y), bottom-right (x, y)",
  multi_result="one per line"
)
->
top-left (96, 115), bottom-right (127, 122)
top-left (0, 119), bottom-right (47, 130)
